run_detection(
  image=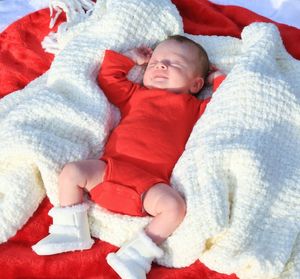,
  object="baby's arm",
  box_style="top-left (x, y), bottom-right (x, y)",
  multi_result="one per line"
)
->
top-left (198, 66), bottom-right (226, 117)
top-left (98, 47), bottom-right (153, 108)
top-left (98, 50), bottom-right (139, 108)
